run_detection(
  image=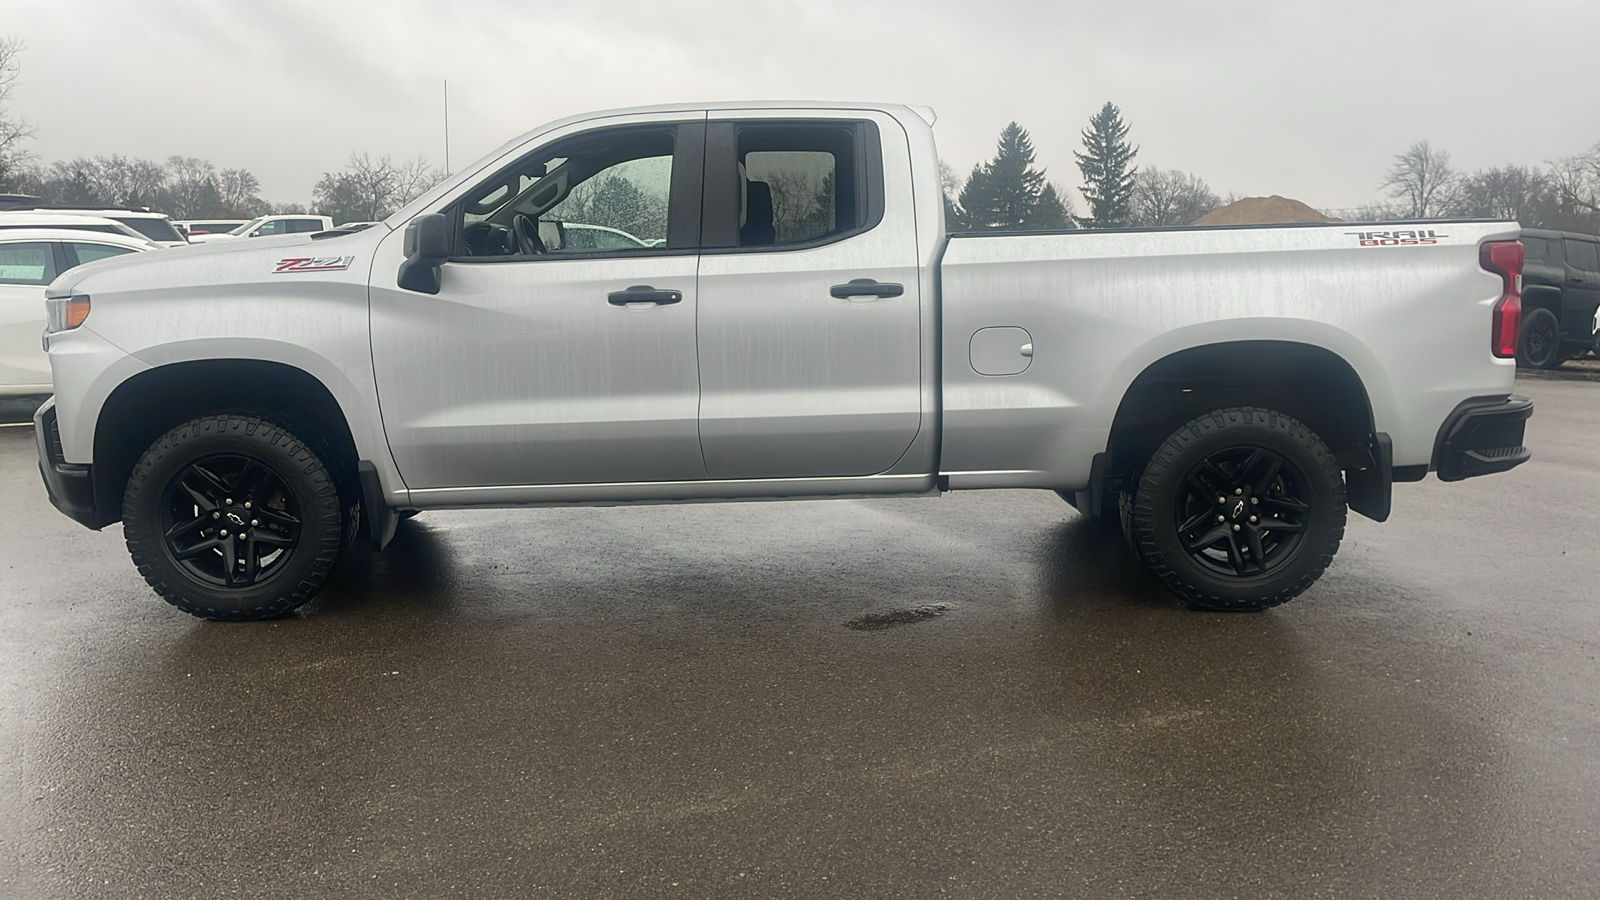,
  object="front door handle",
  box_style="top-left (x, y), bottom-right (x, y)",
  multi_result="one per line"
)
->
top-left (607, 285), bottom-right (683, 306)
top-left (830, 278), bottom-right (904, 300)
